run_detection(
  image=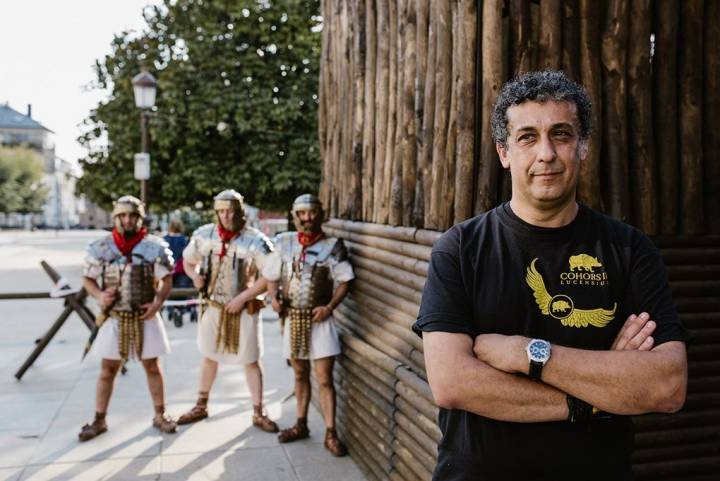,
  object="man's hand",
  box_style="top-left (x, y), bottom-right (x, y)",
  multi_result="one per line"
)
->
top-left (612, 312), bottom-right (655, 351)
top-left (312, 305), bottom-right (332, 323)
top-left (140, 300), bottom-right (162, 320)
top-left (192, 275), bottom-right (205, 291)
top-left (99, 287), bottom-right (118, 310)
top-left (473, 334), bottom-right (526, 374)
top-left (225, 292), bottom-right (247, 314)
top-left (271, 296), bottom-right (282, 313)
